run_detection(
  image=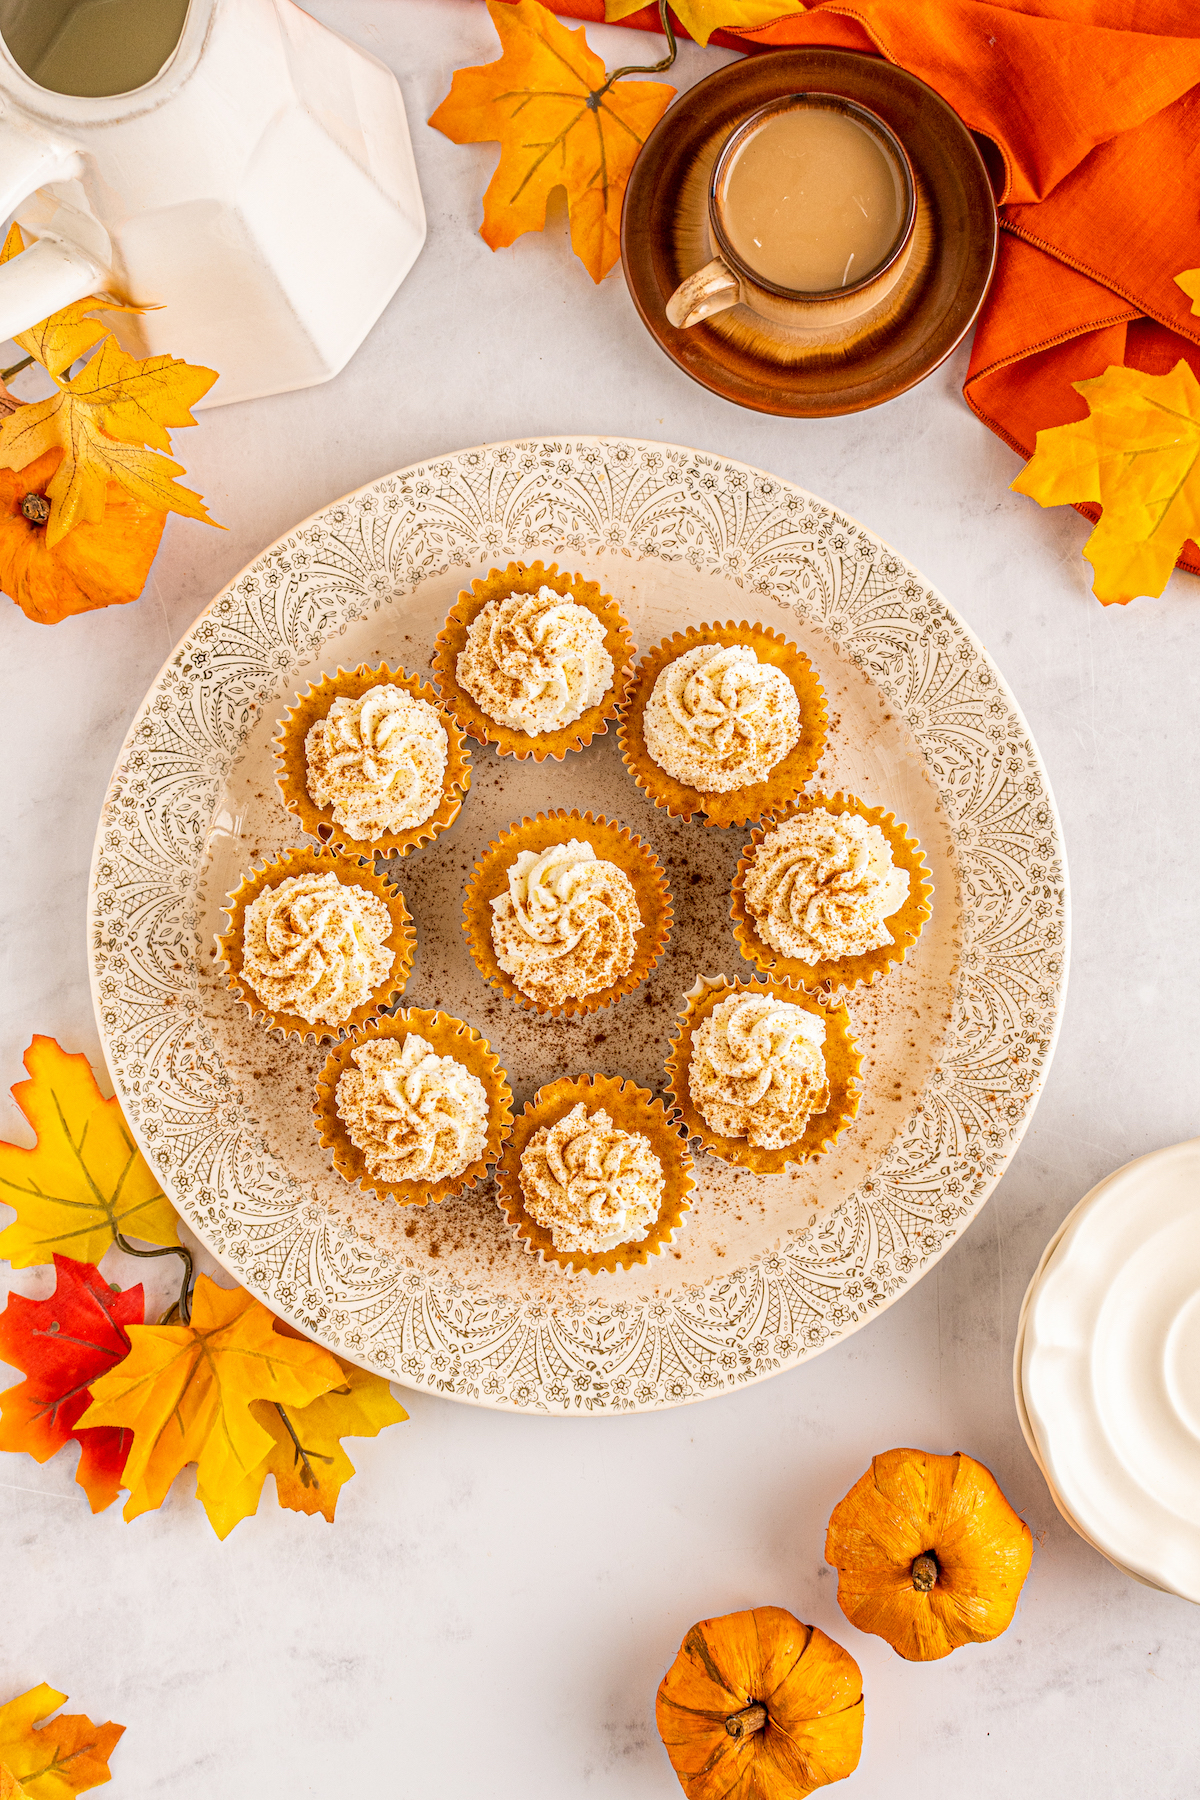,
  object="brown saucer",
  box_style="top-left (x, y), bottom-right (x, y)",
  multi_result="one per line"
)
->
top-left (620, 49), bottom-right (997, 417)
